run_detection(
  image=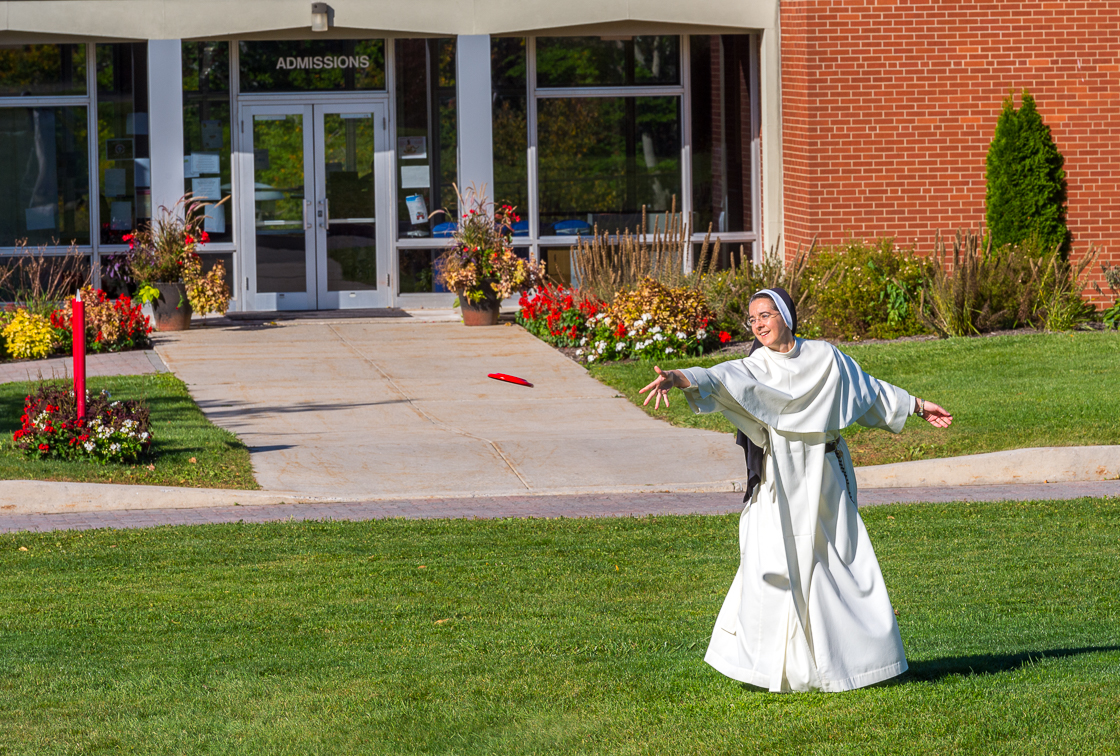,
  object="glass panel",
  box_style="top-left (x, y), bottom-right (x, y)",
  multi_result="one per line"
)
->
top-left (0, 44), bottom-right (86, 97)
top-left (395, 38), bottom-right (456, 239)
top-left (183, 41), bottom-right (233, 243)
top-left (690, 35), bottom-right (753, 235)
top-left (398, 248), bottom-right (451, 293)
top-left (538, 97), bottom-right (681, 236)
top-left (323, 113), bottom-right (377, 291)
top-left (239, 40), bottom-right (385, 92)
top-left (693, 241), bottom-right (750, 273)
top-left (491, 38), bottom-right (528, 223)
top-left (97, 43), bottom-right (150, 244)
top-left (0, 253), bottom-right (91, 301)
top-left (542, 248), bottom-right (572, 287)
top-left (536, 36), bottom-right (679, 88)
top-left (0, 107), bottom-right (90, 246)
top-left (253, 114), bottom-right (306, 293)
